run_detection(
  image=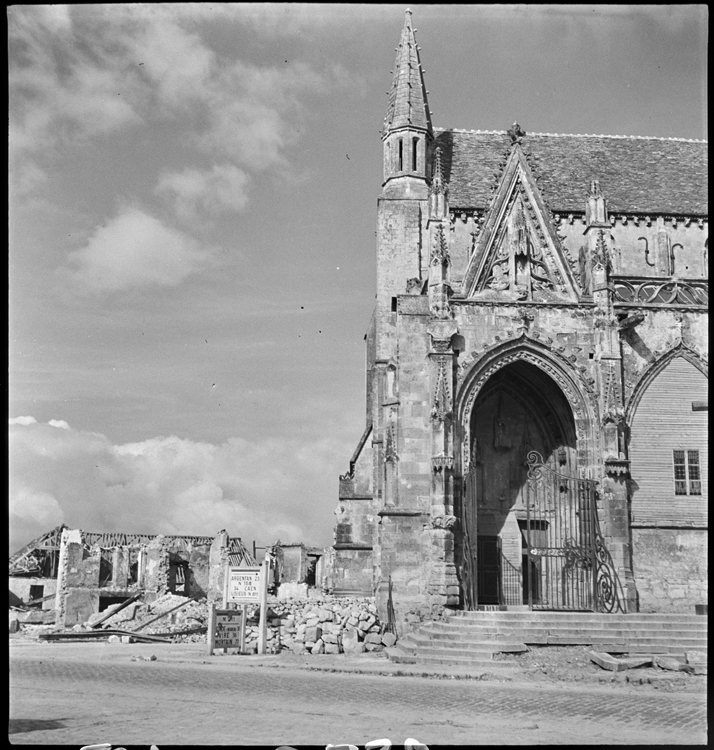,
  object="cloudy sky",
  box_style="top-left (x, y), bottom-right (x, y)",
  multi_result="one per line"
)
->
top-left (8, 4), bottom-right (707, 553)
